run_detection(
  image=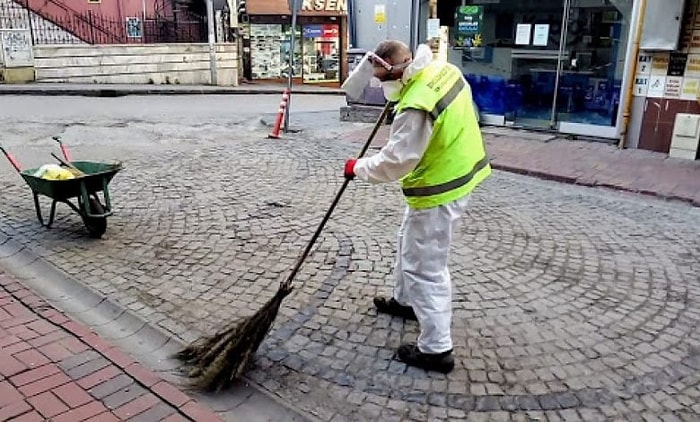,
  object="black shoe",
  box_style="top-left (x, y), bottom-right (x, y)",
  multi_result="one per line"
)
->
top-left (373, 297), bottom-right (417, 320)
top-left (396, 344), bottom-right (455, 374)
